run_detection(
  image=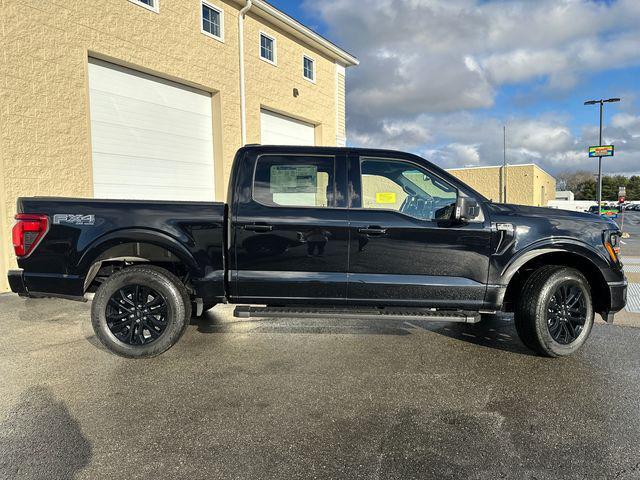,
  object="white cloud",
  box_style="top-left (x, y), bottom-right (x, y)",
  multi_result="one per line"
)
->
top-left (424, 143), bottom-right (481, 169)
top-left (612, 113), bottom-right (640, 133)
top-left (307, 0), bottom-right (640, 175)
